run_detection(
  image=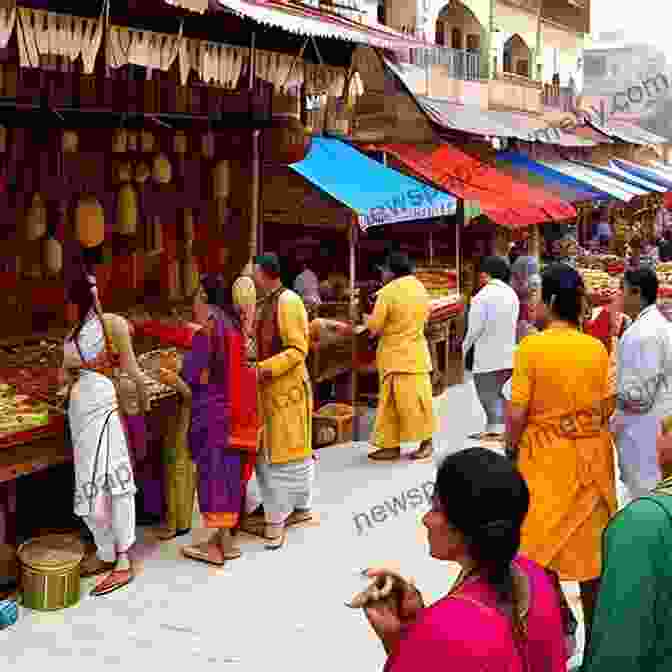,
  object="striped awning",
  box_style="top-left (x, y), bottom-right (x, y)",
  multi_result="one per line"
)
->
top-left (215, 0), bottom-right (429, 51)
